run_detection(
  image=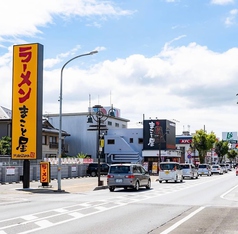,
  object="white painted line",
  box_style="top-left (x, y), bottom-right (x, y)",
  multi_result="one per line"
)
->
top-left (79, 203), bottom-right (91, 207)
top-left (160, 207), bottom-right (205, 234)
top-left (54, 208), bottom-right (68, 213)
top-left (68, 212), bottom-right (85, 218)
top-left (220, 184), bottom-right (238, 199)
top-left (94, 206), bottom-right (108, 211)
top-left (21, 215), bottom-right (38, 221)
top-left (35, 220), bottom-right (53, 228)
top-left (0, 231), bottom-right (7, 234)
